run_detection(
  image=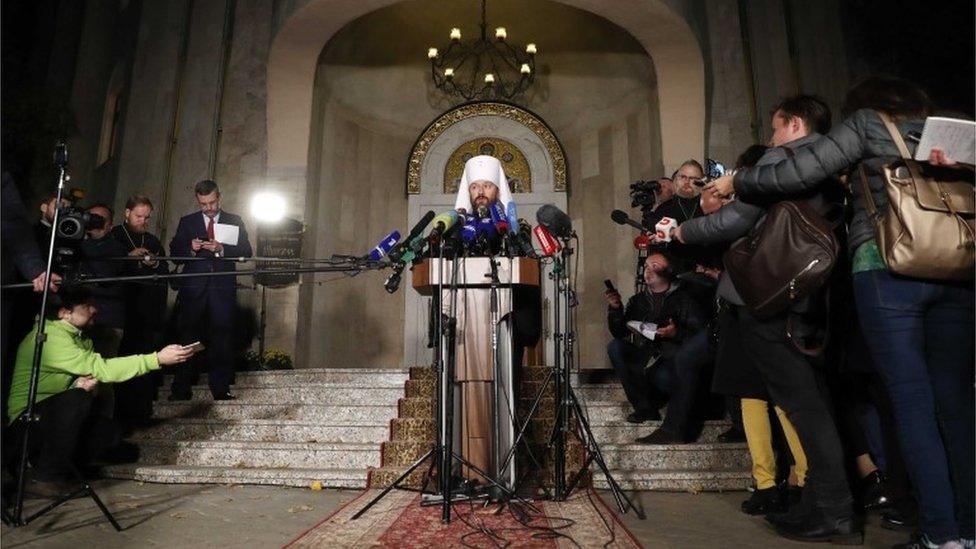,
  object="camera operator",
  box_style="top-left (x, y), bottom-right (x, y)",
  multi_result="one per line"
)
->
top-left (5, 287), bottom-right (194, 497)
top-left (34, 194), bottom-right (73, 253)
top-left (605, 252), bottom-right (711, 444)
top-left (78, 204), bottom-right (127, 362)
